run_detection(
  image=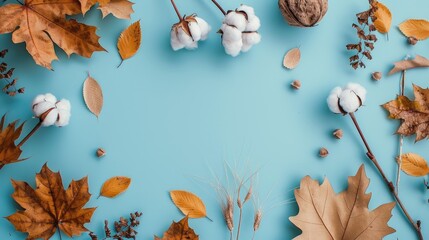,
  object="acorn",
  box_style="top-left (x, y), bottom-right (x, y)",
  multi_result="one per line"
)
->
top-left (278, 0), bottom-right (328, 27)
top-left (291, 80), bottom-right (301, 90)
top-left (319, 147), bottom-right (329, 158)
top-left (371, 71), bottom-right (382, 81)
